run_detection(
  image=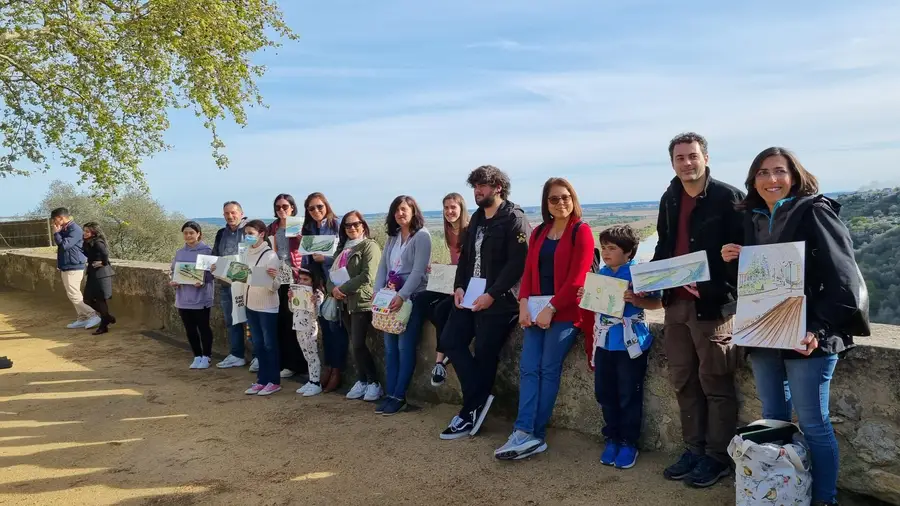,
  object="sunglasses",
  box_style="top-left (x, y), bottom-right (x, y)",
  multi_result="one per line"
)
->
top-left (276, 204), bottom-right (292, 211)
top-left (308, 204), bottom-right (325, 212)
top-left (548, 195), bottom-right (572, 205)
top-left (344, 221), bottom-right (363, 230)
